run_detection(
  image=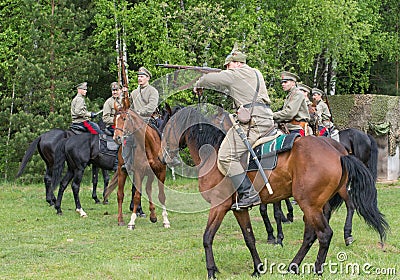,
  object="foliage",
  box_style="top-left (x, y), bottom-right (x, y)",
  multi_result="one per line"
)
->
top-left (1, 0), bottom-right (400, 179)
